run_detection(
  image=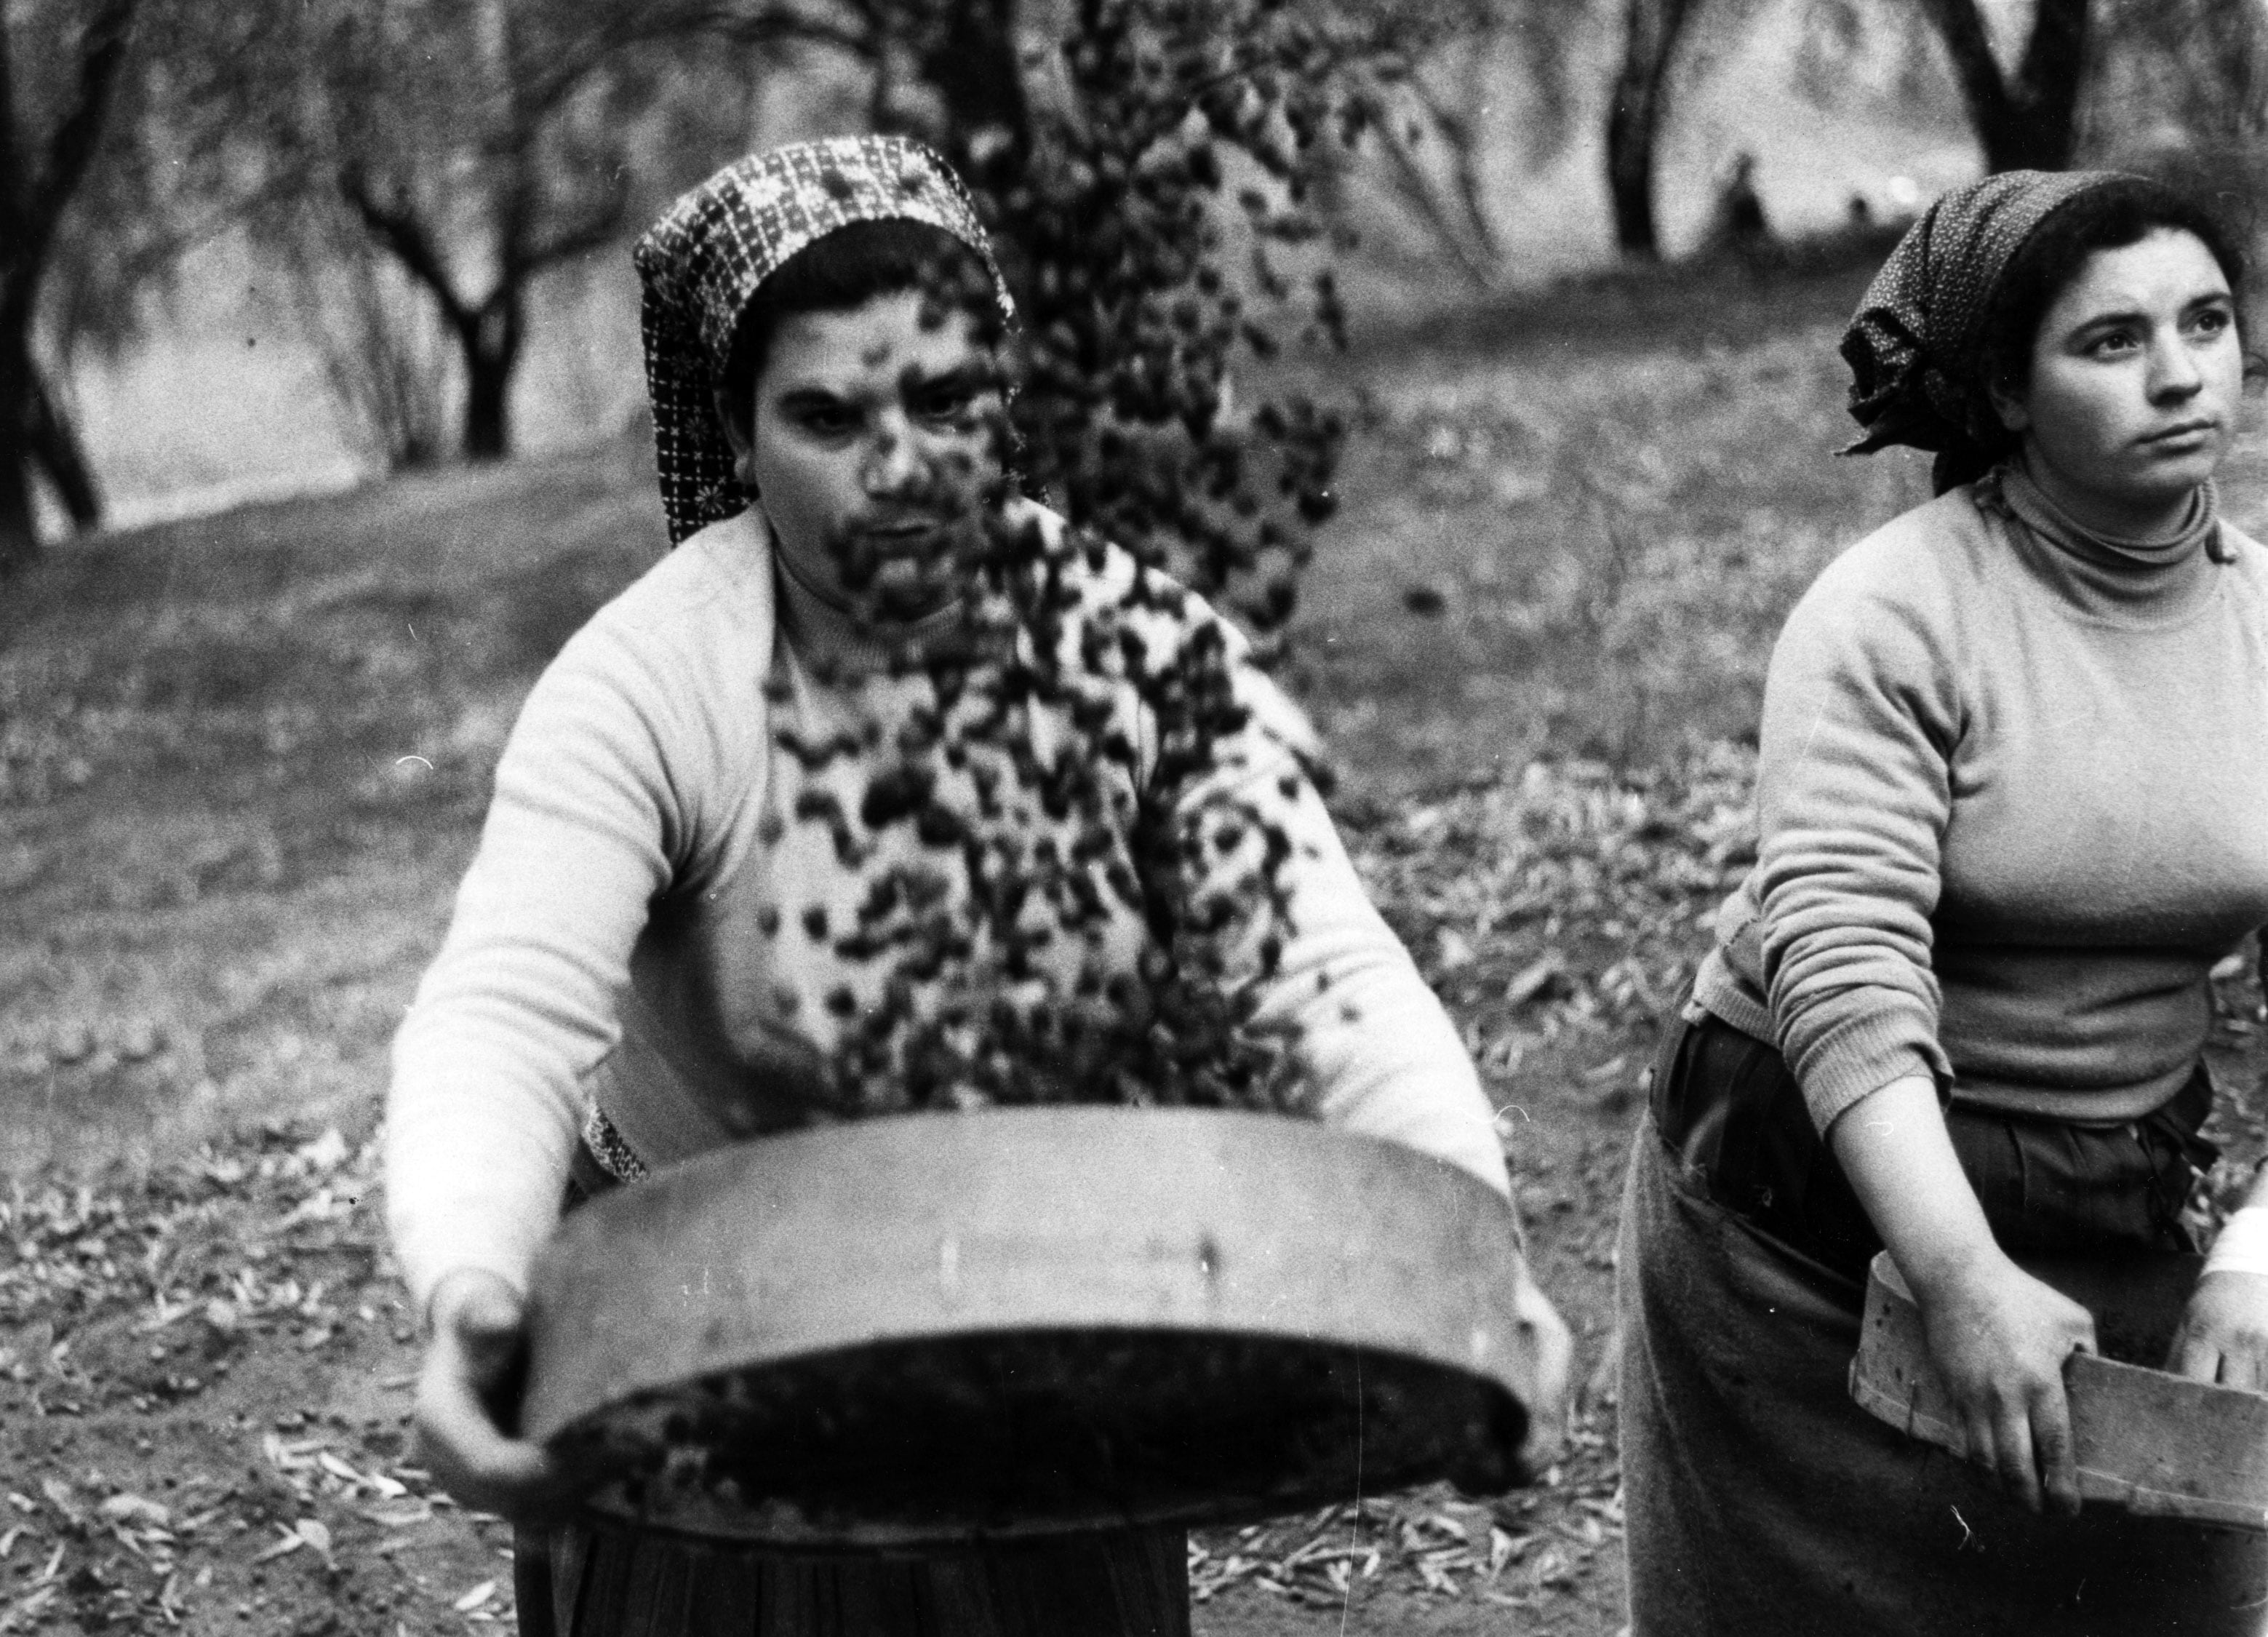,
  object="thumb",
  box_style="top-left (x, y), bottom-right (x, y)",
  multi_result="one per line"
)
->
top-left (433, 1272), bottom-right (528, 1389)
